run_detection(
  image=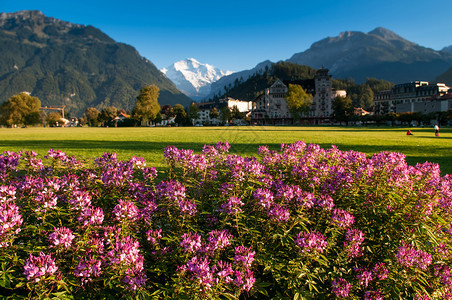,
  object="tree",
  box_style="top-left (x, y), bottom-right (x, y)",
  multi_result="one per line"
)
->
top-left (332, 96), bottom-right (354, 125)
top-left (358, 85), bottom-right (374, 111)
top-left (210, 107), bottom-right (219, 119)
top-left (133, 84), bottom-right (161, 123)
top-left (46, 112), bottom-right (62, 127)
top-left (0, 93), bottom-right (41, 127)
top-left (219, 107), bottom-right (232, 123)
top-left (173, 104), bottom-right (187, 126)
top-left (285, 84), bottom-right (313, 119)
top-left (85, 107), bottom-right (100, 127)
top-left (161, 105), bottom-right (175, 119)
top-left (230, 105), bottom-right (244, 120)
top-left (188, 102), bottom-right (200, 125)
top-left (100, 106), bottom-right (118, 127)
top-left (154, 112), bottom-right (163, 124)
